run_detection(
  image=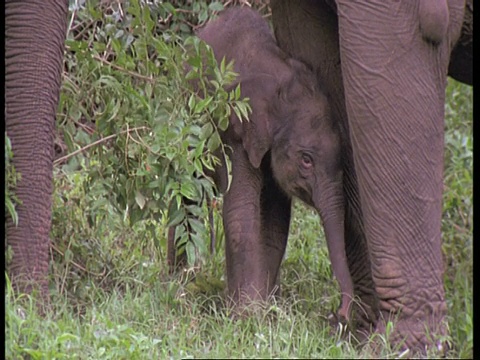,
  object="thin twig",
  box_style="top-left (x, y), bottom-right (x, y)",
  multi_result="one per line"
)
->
top-left (67, 0), bottom-right (78, 36)
top-left (75, 121), bottom-right (96, 134)
top-left (451, 222), bottom-right (468, 234)
top-left (61, 72), bottom-right (81, 93)
top-left (51, 243), bottom-right (107, 278)
top-left (182, 18), bottom-right (200, 31)
top-left (126, 126), bottom-right (151, 151)
top-left (92, 54), bottom-right (156, 83)
top-left (53, 126), bottom-right (149, 166)
top-left (458, 207), bottom-right (469, 227)
top-left (159, 12), bottom-right (173, 25)
top-left (124, 124), bottom-right (130, 173)
top-left (73, 19), bottom-right (98, 40)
